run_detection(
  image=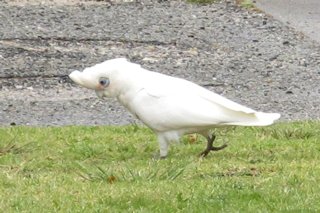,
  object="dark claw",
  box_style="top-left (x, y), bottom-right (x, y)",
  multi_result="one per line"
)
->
top-left (211, 143), bottom-right (228, 151)
top-left (199, 149), bottom-right (210, 157)
top-left (199, 133), bottom-right (228, 157)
